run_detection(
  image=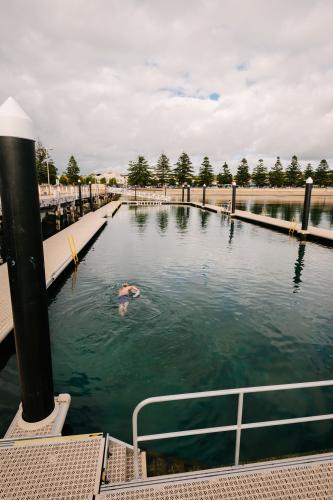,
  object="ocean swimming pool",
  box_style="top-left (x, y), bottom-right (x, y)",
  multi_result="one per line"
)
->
top-left (1, 205), bottom-right (333, 468)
